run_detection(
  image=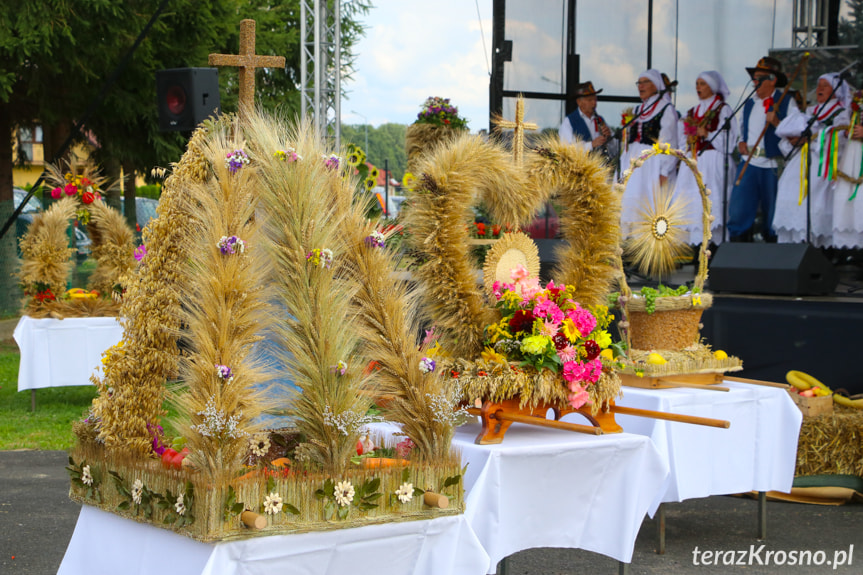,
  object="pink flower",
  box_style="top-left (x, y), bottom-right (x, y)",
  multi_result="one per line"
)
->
top-left (510, 264), bottom-right (529, 282)
top-left (492, 280), bottom-right (514, 300)
top-left (64, 183), bottom-right (78, 196)
top-left (562, 358), bottom-right (603, 385)
top-left (50, 187), bottom-right (62, 199)
top-left (533, 299), bottom-right (564, 324)
top-left (539, 318), bottom-right (560, 337)
top-left (558, 344), bottom-right (578, 362)
top-left (518, 277), bottom-right (542, 299)
top-left (566, 304), bottom-right (597, 336)
top-left (134, 245), bottom-right (147, 261)
top-left (568, 385), bottom-right (591, 410)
